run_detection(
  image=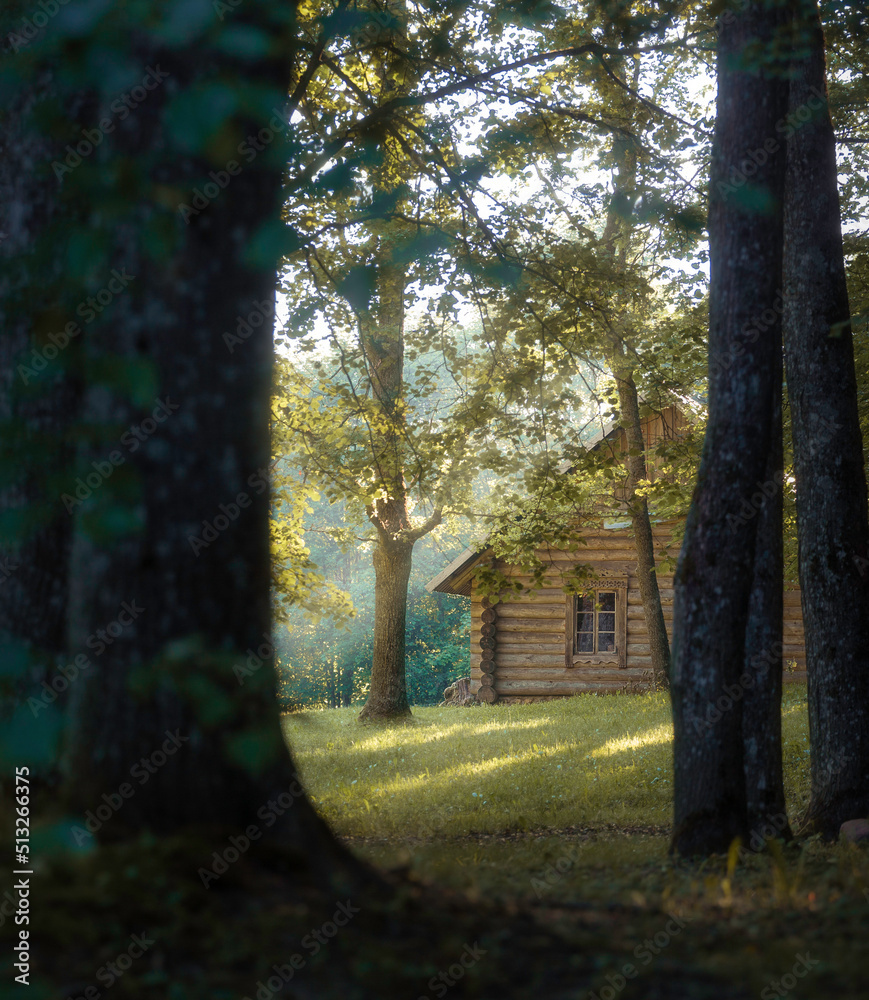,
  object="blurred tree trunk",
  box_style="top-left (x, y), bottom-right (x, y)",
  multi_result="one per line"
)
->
top-left (0, 8), bottom-right (359, 878)
top-left (0, 67), bottom-right (84, 723)
top-left (342, 662), bottom-right (354, 707)
top-left (783, 0), bottom-right (869, 836)
top-left (670, 1), bottom-right (790, 856)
